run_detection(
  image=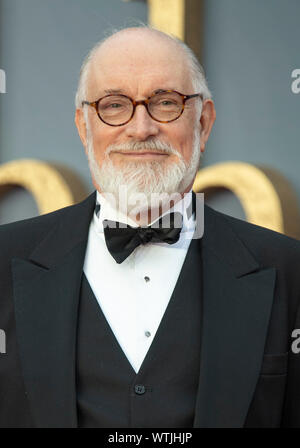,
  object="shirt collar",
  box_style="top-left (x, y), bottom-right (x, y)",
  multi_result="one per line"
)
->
top-left (93, 189), bottom-right (195, 234)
